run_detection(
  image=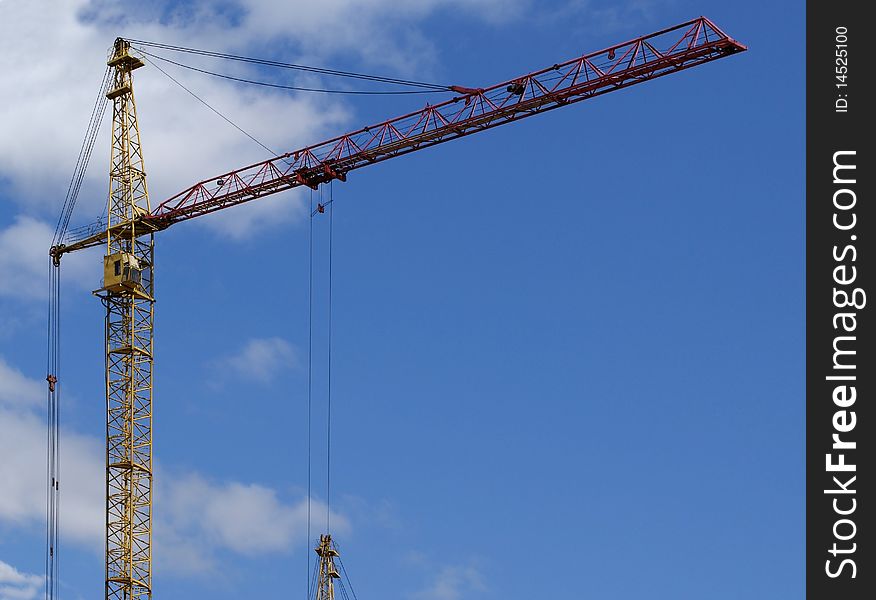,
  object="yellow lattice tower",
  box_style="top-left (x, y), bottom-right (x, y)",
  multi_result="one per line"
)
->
top-left (99, 38), bottom-right (156, 600)
top-left (314, 534), bottom-right (342, 600)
